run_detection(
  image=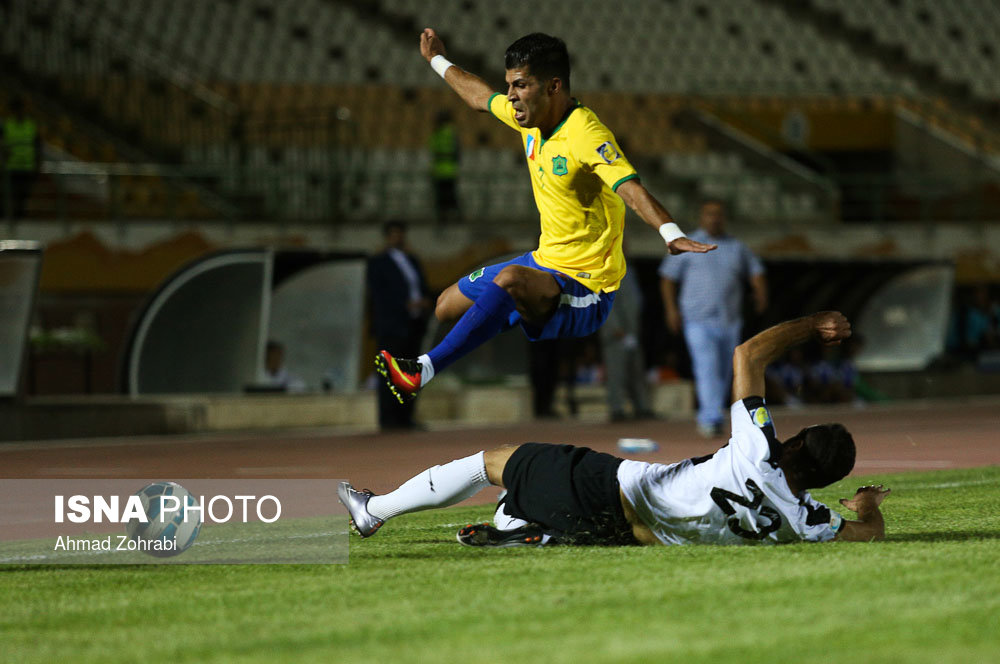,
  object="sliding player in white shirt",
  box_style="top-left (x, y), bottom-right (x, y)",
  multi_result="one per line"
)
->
top-left (340, 311), bottom-right (889, 546)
